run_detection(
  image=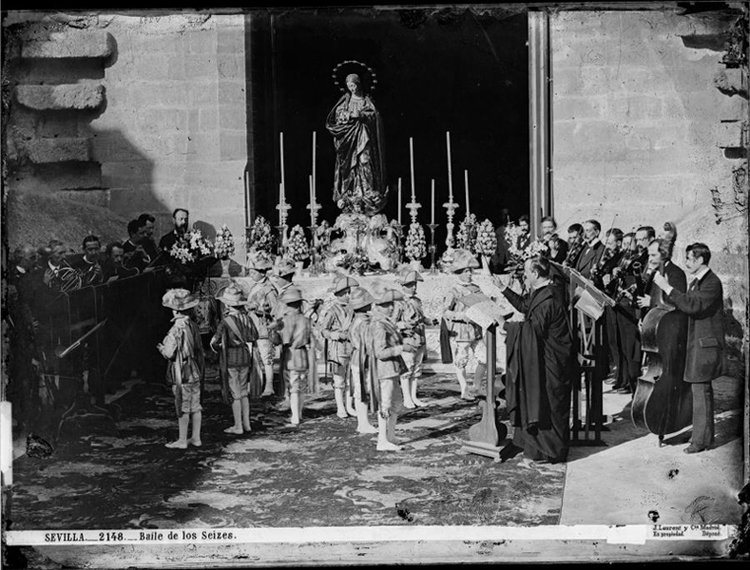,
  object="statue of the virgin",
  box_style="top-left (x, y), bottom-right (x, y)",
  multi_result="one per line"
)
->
top-left (326, 61), bottom-right (387, 216)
